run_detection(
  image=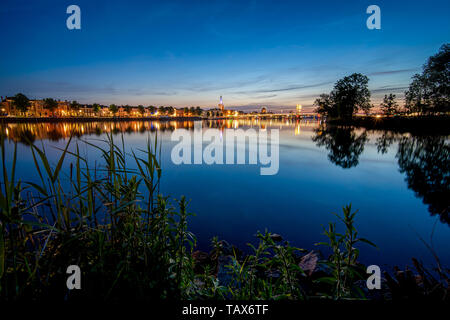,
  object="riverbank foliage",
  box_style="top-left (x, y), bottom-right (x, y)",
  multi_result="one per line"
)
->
top-left (315, 44), bottom-right (449, 120)
top-left (0, 133), bottom-right (448, 301)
